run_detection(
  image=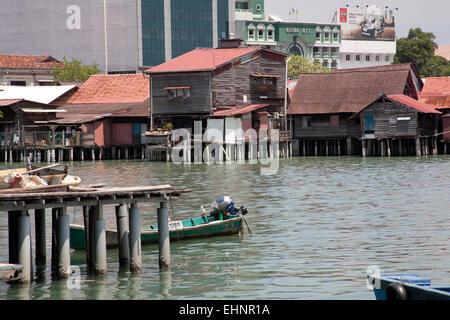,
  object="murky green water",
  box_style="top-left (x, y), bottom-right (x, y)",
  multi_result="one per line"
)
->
top-left (0, 156), bottom-right (449, 299)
